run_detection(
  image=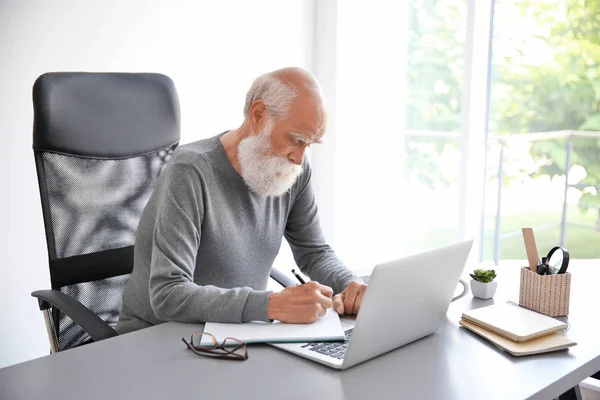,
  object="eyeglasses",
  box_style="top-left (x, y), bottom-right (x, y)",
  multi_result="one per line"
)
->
top-left (181, 332), bottom-right (248, 361)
